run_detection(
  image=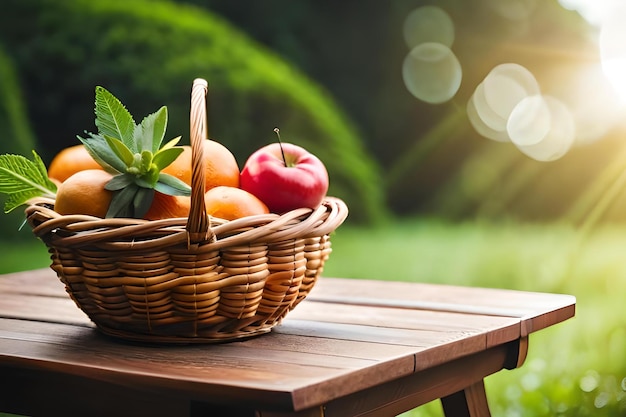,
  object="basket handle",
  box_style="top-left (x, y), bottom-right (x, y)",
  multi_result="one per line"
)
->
top-left (186, 78), bottom-right (215, 243)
